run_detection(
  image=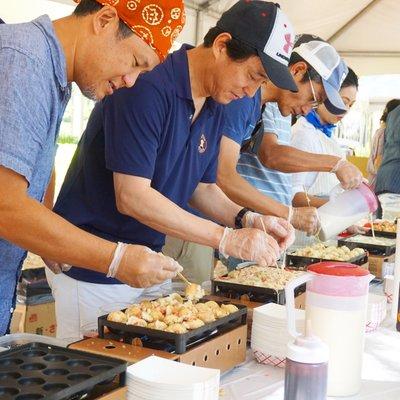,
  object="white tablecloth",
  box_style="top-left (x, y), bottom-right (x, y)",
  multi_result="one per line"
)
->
top-left (220, 286), bottom-right (400, 400)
